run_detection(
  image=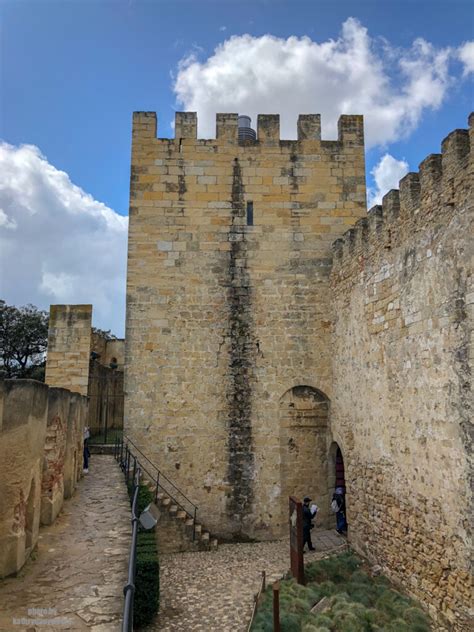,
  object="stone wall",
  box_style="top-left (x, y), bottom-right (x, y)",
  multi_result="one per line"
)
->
top-left (0, 380), bottom-right (87, 577)
top-left (45, 305), bottom-right (92, 396)
top-left (329, 115), bottom-right (473, 631)
top-left (90, 334), bottom-right (125, 370)
top-left (40, 388), bottom-right (69, 525)
top-left (125, 111), bottom-right (366, 538)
